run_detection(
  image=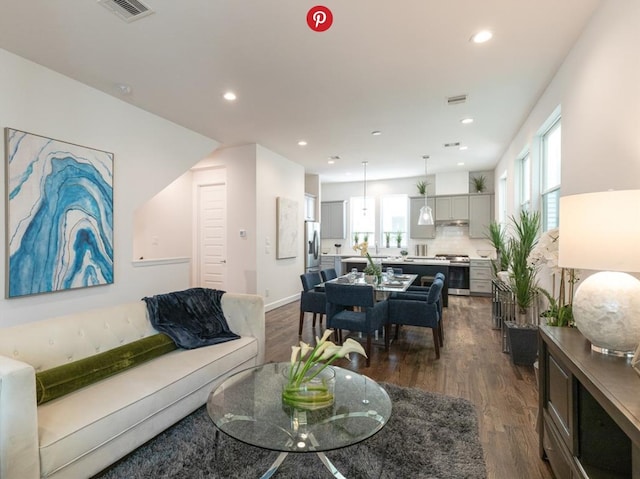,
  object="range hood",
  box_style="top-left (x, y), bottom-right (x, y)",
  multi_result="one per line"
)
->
top-left (436, 220), bottom-right (469, 227)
